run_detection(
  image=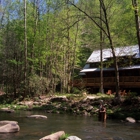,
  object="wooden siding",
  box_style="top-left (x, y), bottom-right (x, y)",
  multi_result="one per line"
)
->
top-left (71, 76), bottom-right (140, 88)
